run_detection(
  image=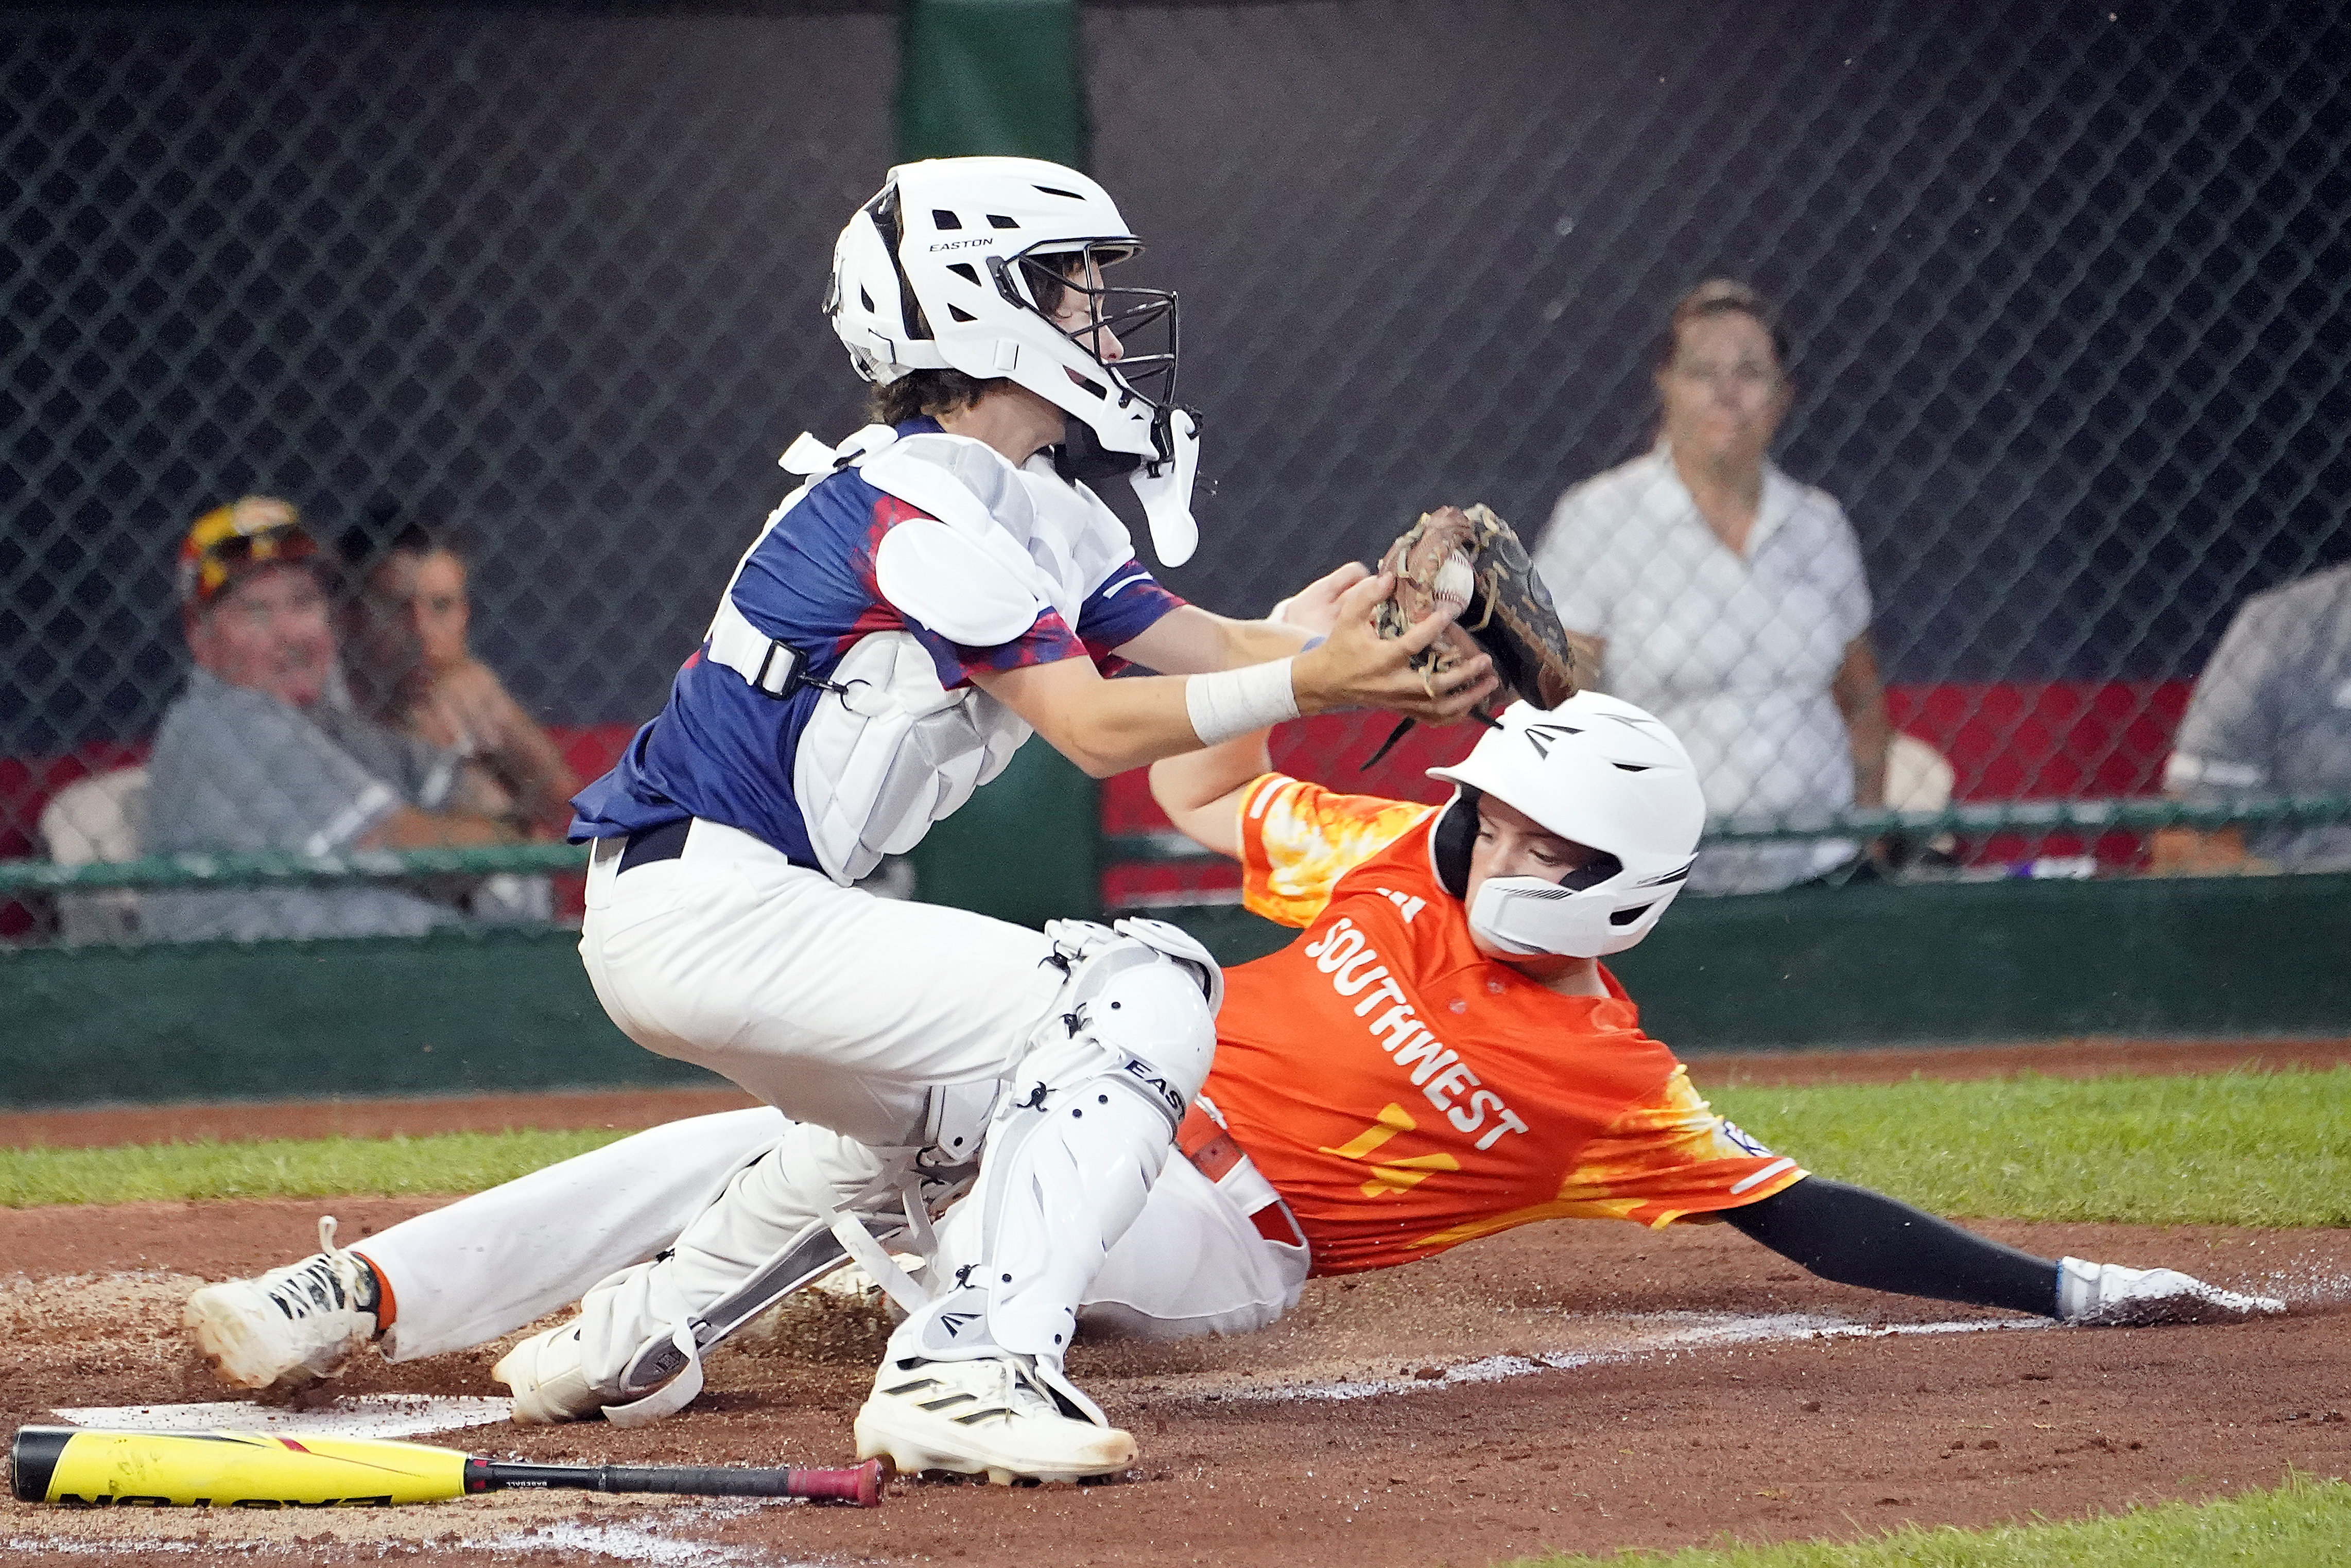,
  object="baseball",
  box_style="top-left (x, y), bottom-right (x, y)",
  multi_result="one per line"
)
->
top-left (1433, 550), bottom-right (1476, 618)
